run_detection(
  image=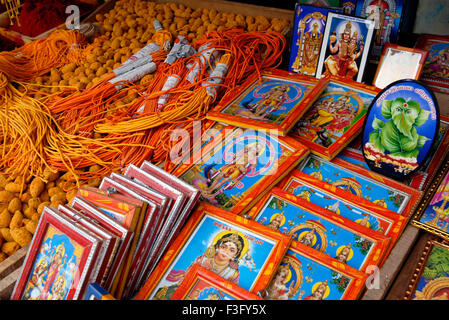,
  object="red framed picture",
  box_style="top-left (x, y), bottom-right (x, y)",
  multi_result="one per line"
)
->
top-left (278, 169), bottom-right (406, 251)
top-left (246, 187), bottom-right (391, 272)
top-left (170, 264), bottom-right (263, 300)
top-left (135, 202), bottom-right (292, 300)
top-left (289, 75), bottom-right (381, 160)
top-left (171, 125), bottom-right (310, 215)
top-left (373, 43), bottom-right (428, 89)
top-left (11, 206), bottom-right (102, 300)
top-left (259, 240), bottom-right (368, 300)
top-left (206, 69), bottom-right (326, 136)
top-left (71, 196), bottom-right (133, 292)
top-left (57, 204), bottom-right (118, 289)
top-left (415, 34), bottom-right (449, 94)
